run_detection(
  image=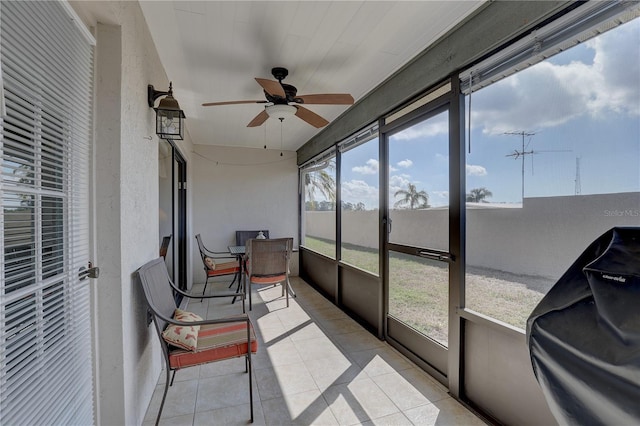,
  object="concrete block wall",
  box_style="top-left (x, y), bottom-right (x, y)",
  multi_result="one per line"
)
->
top-left (306, 192), bottom-right (639, 279)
